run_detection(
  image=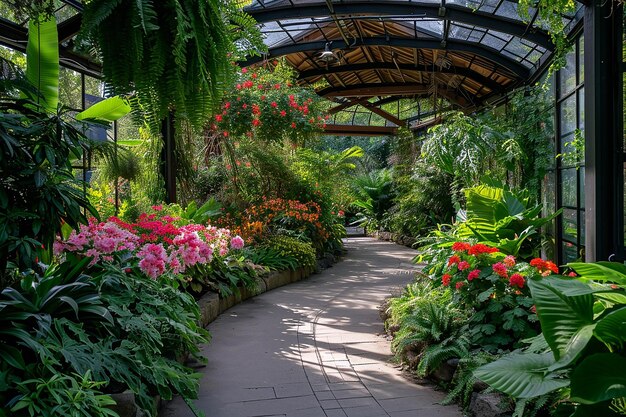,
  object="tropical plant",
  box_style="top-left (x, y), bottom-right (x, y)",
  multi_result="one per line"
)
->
top-left (244, 246), bottom-right (299, 271)
top-left (264, 235), bottom-right (316, 269)
top-left (421, 112), bottom-right (509, 188)
top-left (456, 183), bottom-right (560, 258)
top-left (351, 168), bottom-right (394, 230)
top-left (475, 262), bottom-right (626, 417)
top-left (79, 0), bottom-right (264, 130)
